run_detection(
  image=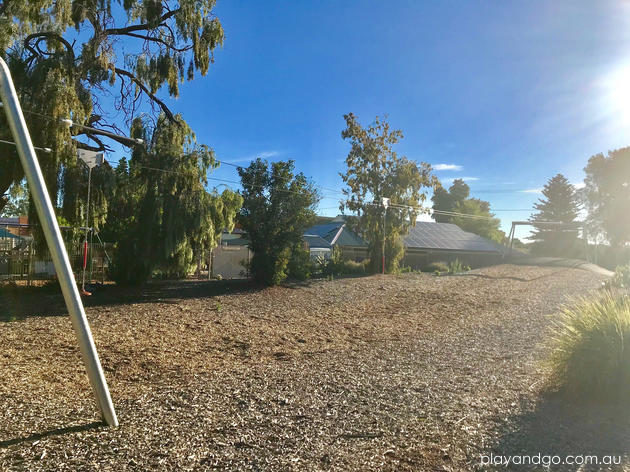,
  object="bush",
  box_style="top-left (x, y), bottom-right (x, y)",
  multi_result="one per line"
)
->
top-left (339, 259), bottom-right (366, 275)
top-left (603, 264), bottom-right (630, 290)
top-left (287, 244), bottom-right (313, 281)
top-left (548, 293), bottom-right (630, 401)
top-left (448, 259), bottom-right (470, 274)
top-left (321, 247), bottom-right (369, 277)
top-left (425, 261), bottom-right (448, 273)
